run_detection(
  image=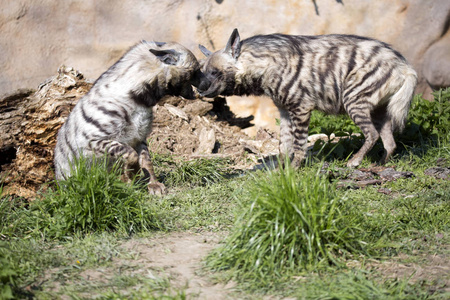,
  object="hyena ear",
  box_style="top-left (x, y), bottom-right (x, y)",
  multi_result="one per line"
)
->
top-left (150, 49), bottom-right (180, 65)
top-left (224, 28), bottom-right (241, 60)
top-left (199, 44), bottom-right (213, 57)
top-left (154, 41), bottom-right (166, 47)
